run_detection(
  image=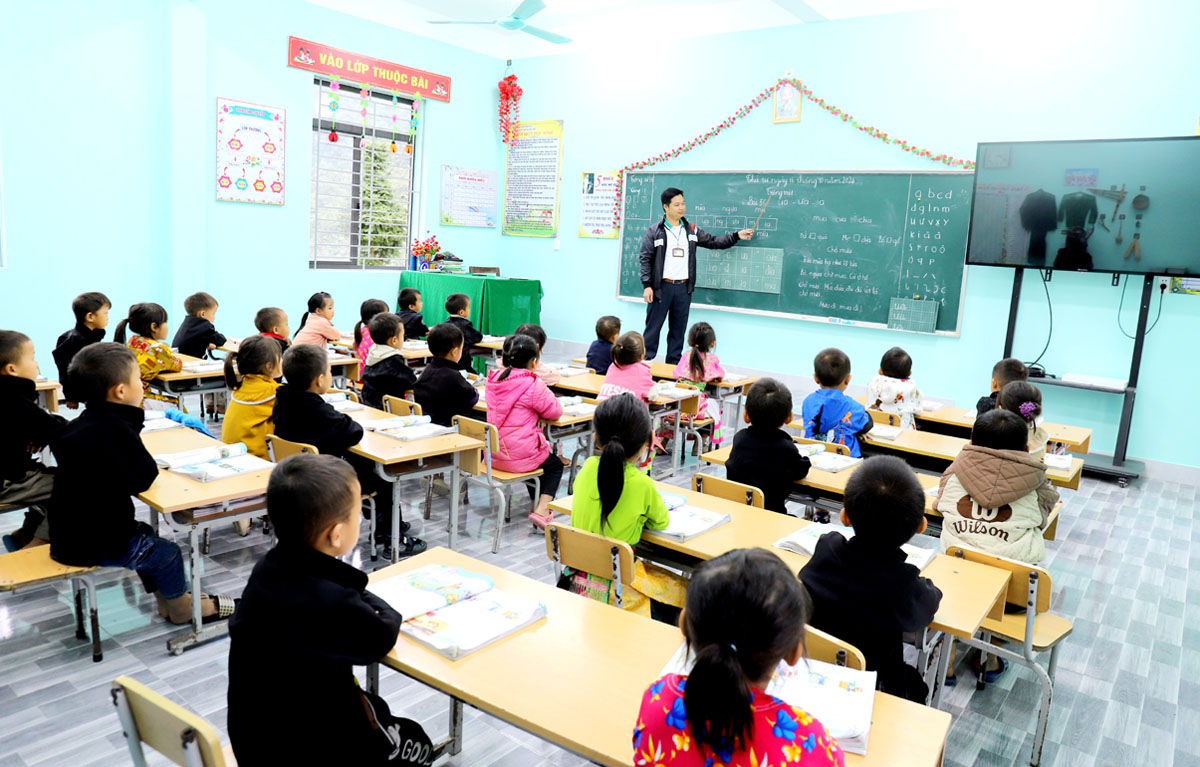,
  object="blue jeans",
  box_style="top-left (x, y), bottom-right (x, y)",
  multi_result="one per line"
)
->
top-left (99, 529), bottom-right (189, 600)
top-left (643, 281), bottom-right (692, 364)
